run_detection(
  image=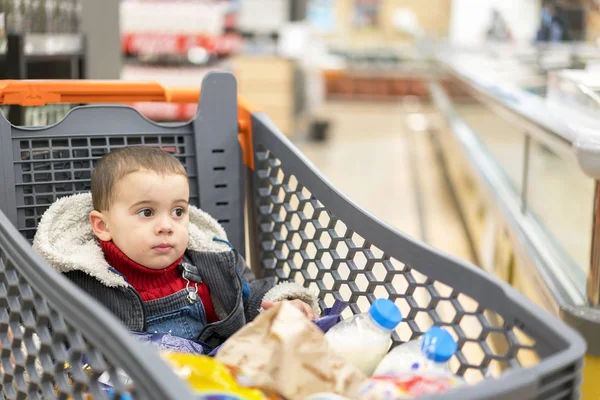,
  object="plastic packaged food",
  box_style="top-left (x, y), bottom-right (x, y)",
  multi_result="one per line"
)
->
top-left (359, 373), bottom-right (464, 399)
top-left (325, 298), bottom-right (402, 376)
top-left (63, 358), bottom-right (134, 397)
top-left (312, 300), bottom-right (348, 333)
top-left (130, 331), bottom-right (211, 355)
top-left (215, 302), bottom-right (366, 400)
top-left (210, 300), bottom-right (350, 358)
top-left (373, 326), bottom-right (457, 376)
top-left (160, 352), bottom-right (277, 400)
top-left (304, 393), bottom-right (352, 400)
